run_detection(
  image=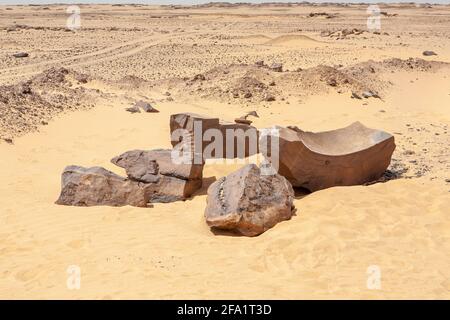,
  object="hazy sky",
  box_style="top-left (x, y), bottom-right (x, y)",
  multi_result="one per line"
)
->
top-left (0, 0), bottom-right (449, 5)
